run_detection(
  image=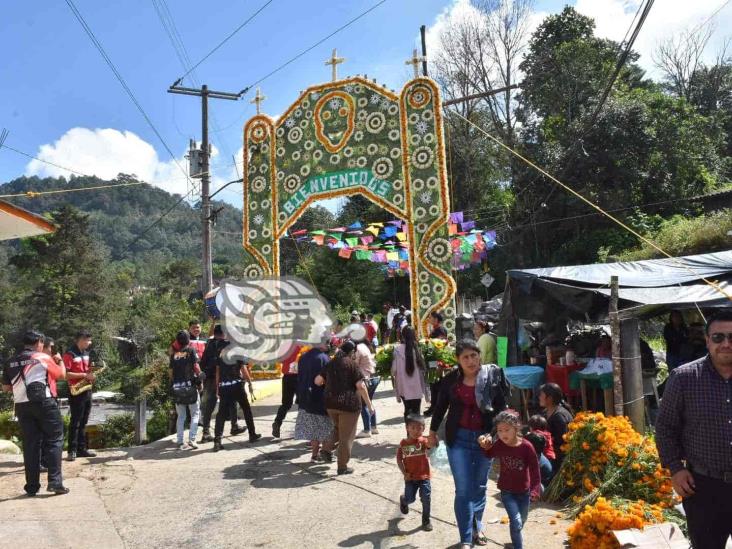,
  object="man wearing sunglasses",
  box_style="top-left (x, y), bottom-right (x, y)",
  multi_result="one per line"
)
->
top-left (656, 309), bottom-right (732, 549)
